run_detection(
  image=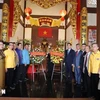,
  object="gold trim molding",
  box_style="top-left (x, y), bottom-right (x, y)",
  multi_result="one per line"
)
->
top-left (80, 7), bottom-right (88, 44)
top-left (30, 0), bottom-right (70, 9)
top-left (29, 16), bottom-right (62, 27)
